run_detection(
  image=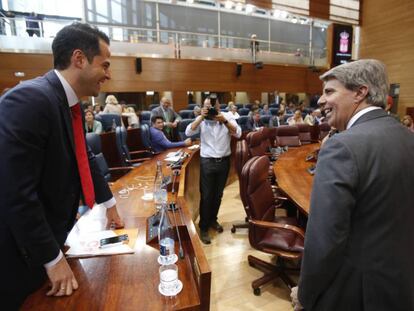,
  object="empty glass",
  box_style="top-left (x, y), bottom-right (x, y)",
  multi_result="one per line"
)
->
top-left (159, 264), bottom-right (182, 296)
